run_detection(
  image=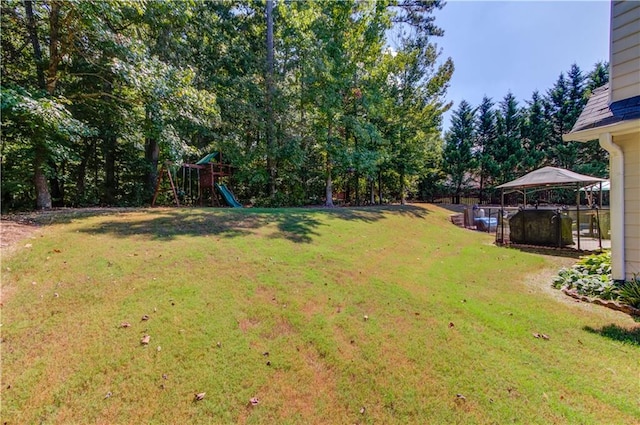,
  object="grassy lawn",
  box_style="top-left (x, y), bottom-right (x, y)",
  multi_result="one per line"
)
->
top-left (1, 204), bottom-right (638, 424)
